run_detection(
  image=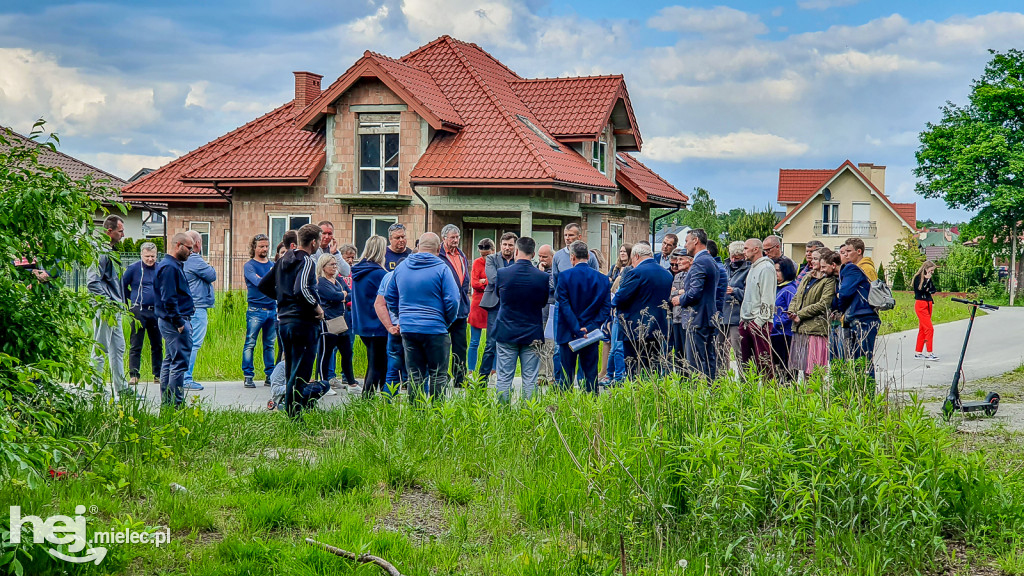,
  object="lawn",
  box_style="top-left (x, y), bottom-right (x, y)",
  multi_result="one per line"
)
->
top-left (126, 290), bottom-right (980, 382)
top-left (3, 373), bottom-right (1024, 575)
